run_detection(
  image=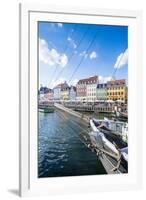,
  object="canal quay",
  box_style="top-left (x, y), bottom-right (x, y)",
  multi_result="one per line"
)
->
top-left (38, 100), bottom-right (128, 178)
top-left (38, 72), bottom-right (128, 177)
